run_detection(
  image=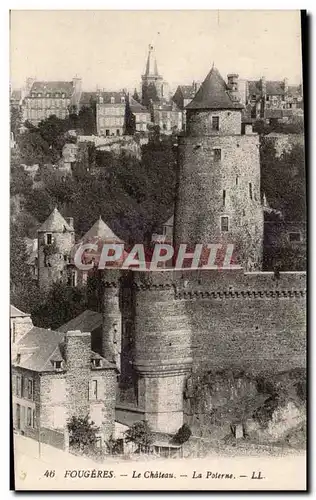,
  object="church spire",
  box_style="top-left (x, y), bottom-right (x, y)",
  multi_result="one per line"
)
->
top-left (144, 44), bottom-right (160, 77)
